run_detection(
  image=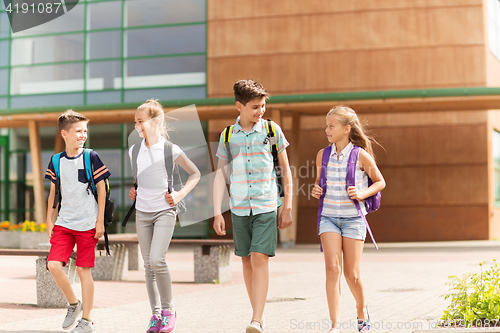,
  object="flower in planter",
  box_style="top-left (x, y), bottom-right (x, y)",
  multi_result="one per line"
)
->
top-left (0, 221), bottom-right (9, 230)
top-left (0, 220), bottom-right (47, 232)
